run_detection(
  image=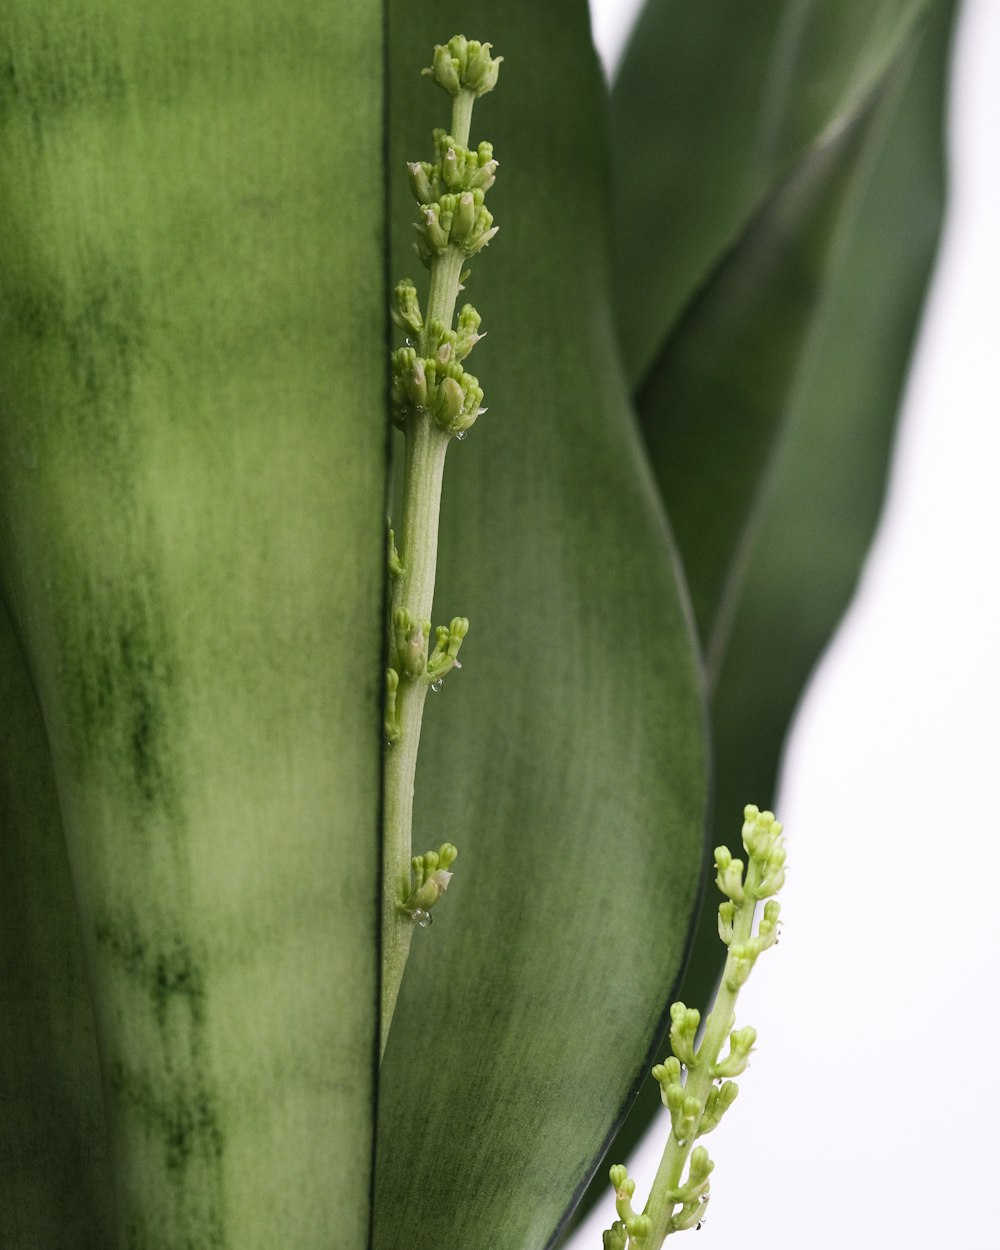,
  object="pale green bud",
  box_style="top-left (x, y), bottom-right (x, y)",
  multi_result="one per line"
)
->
top-left (407, 161), bottom-right (437, 205)
top-left (427, 617), bottom-right (469, 680)
top-left (718, 899), bottom-right (735, 945)
top-left (441, 144), bottom-right (463, 191)
top-left (670, 1146), bottom-right (713, 1202)
top-left (455, 304), bottom-right (484, 360)
top-left (464, 204), bottom-right (498, 255)
top-left (434, 375), bottom-right (466, 425)
top-left (425, 36), bottom-right (503, 98)
top-left (609, 1163), bottom-right (628, 1189)
top-left (427, 41), bottom-right (462, 95)
top-left (393, 607), bottom-right (429, 678)
top-left (713, 1025), bottom-right (756, 1077)
top-left (625, 1214), bottom-right (651, 1239)
top-left (669, 1001), bottom-right (700, 1067)
top-left (757, 899), bottom-right (781, 949)
top-left (603, 1223), bottom-right (627, 1250)
top-left (422, 203), bottom-right (450, 253)
top-left (462, 39), bottom-right (503, 95)
top-left (405, 868), bottom-right (453, 912)
top-left (469, 156), bottom-right (498, 192)
top-left (724, 951), bottom-right (754, 992)
top-left (698, 1080), bottom-right (738, 1135)
top-left (450, 192), bottom-right (477, 245)
top-left (714, 846), bottom-right (745, 902)
top-left (671, 1093), bottom-right (701, 1145)
top-left (393, 279), bottom-right (424, 335)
